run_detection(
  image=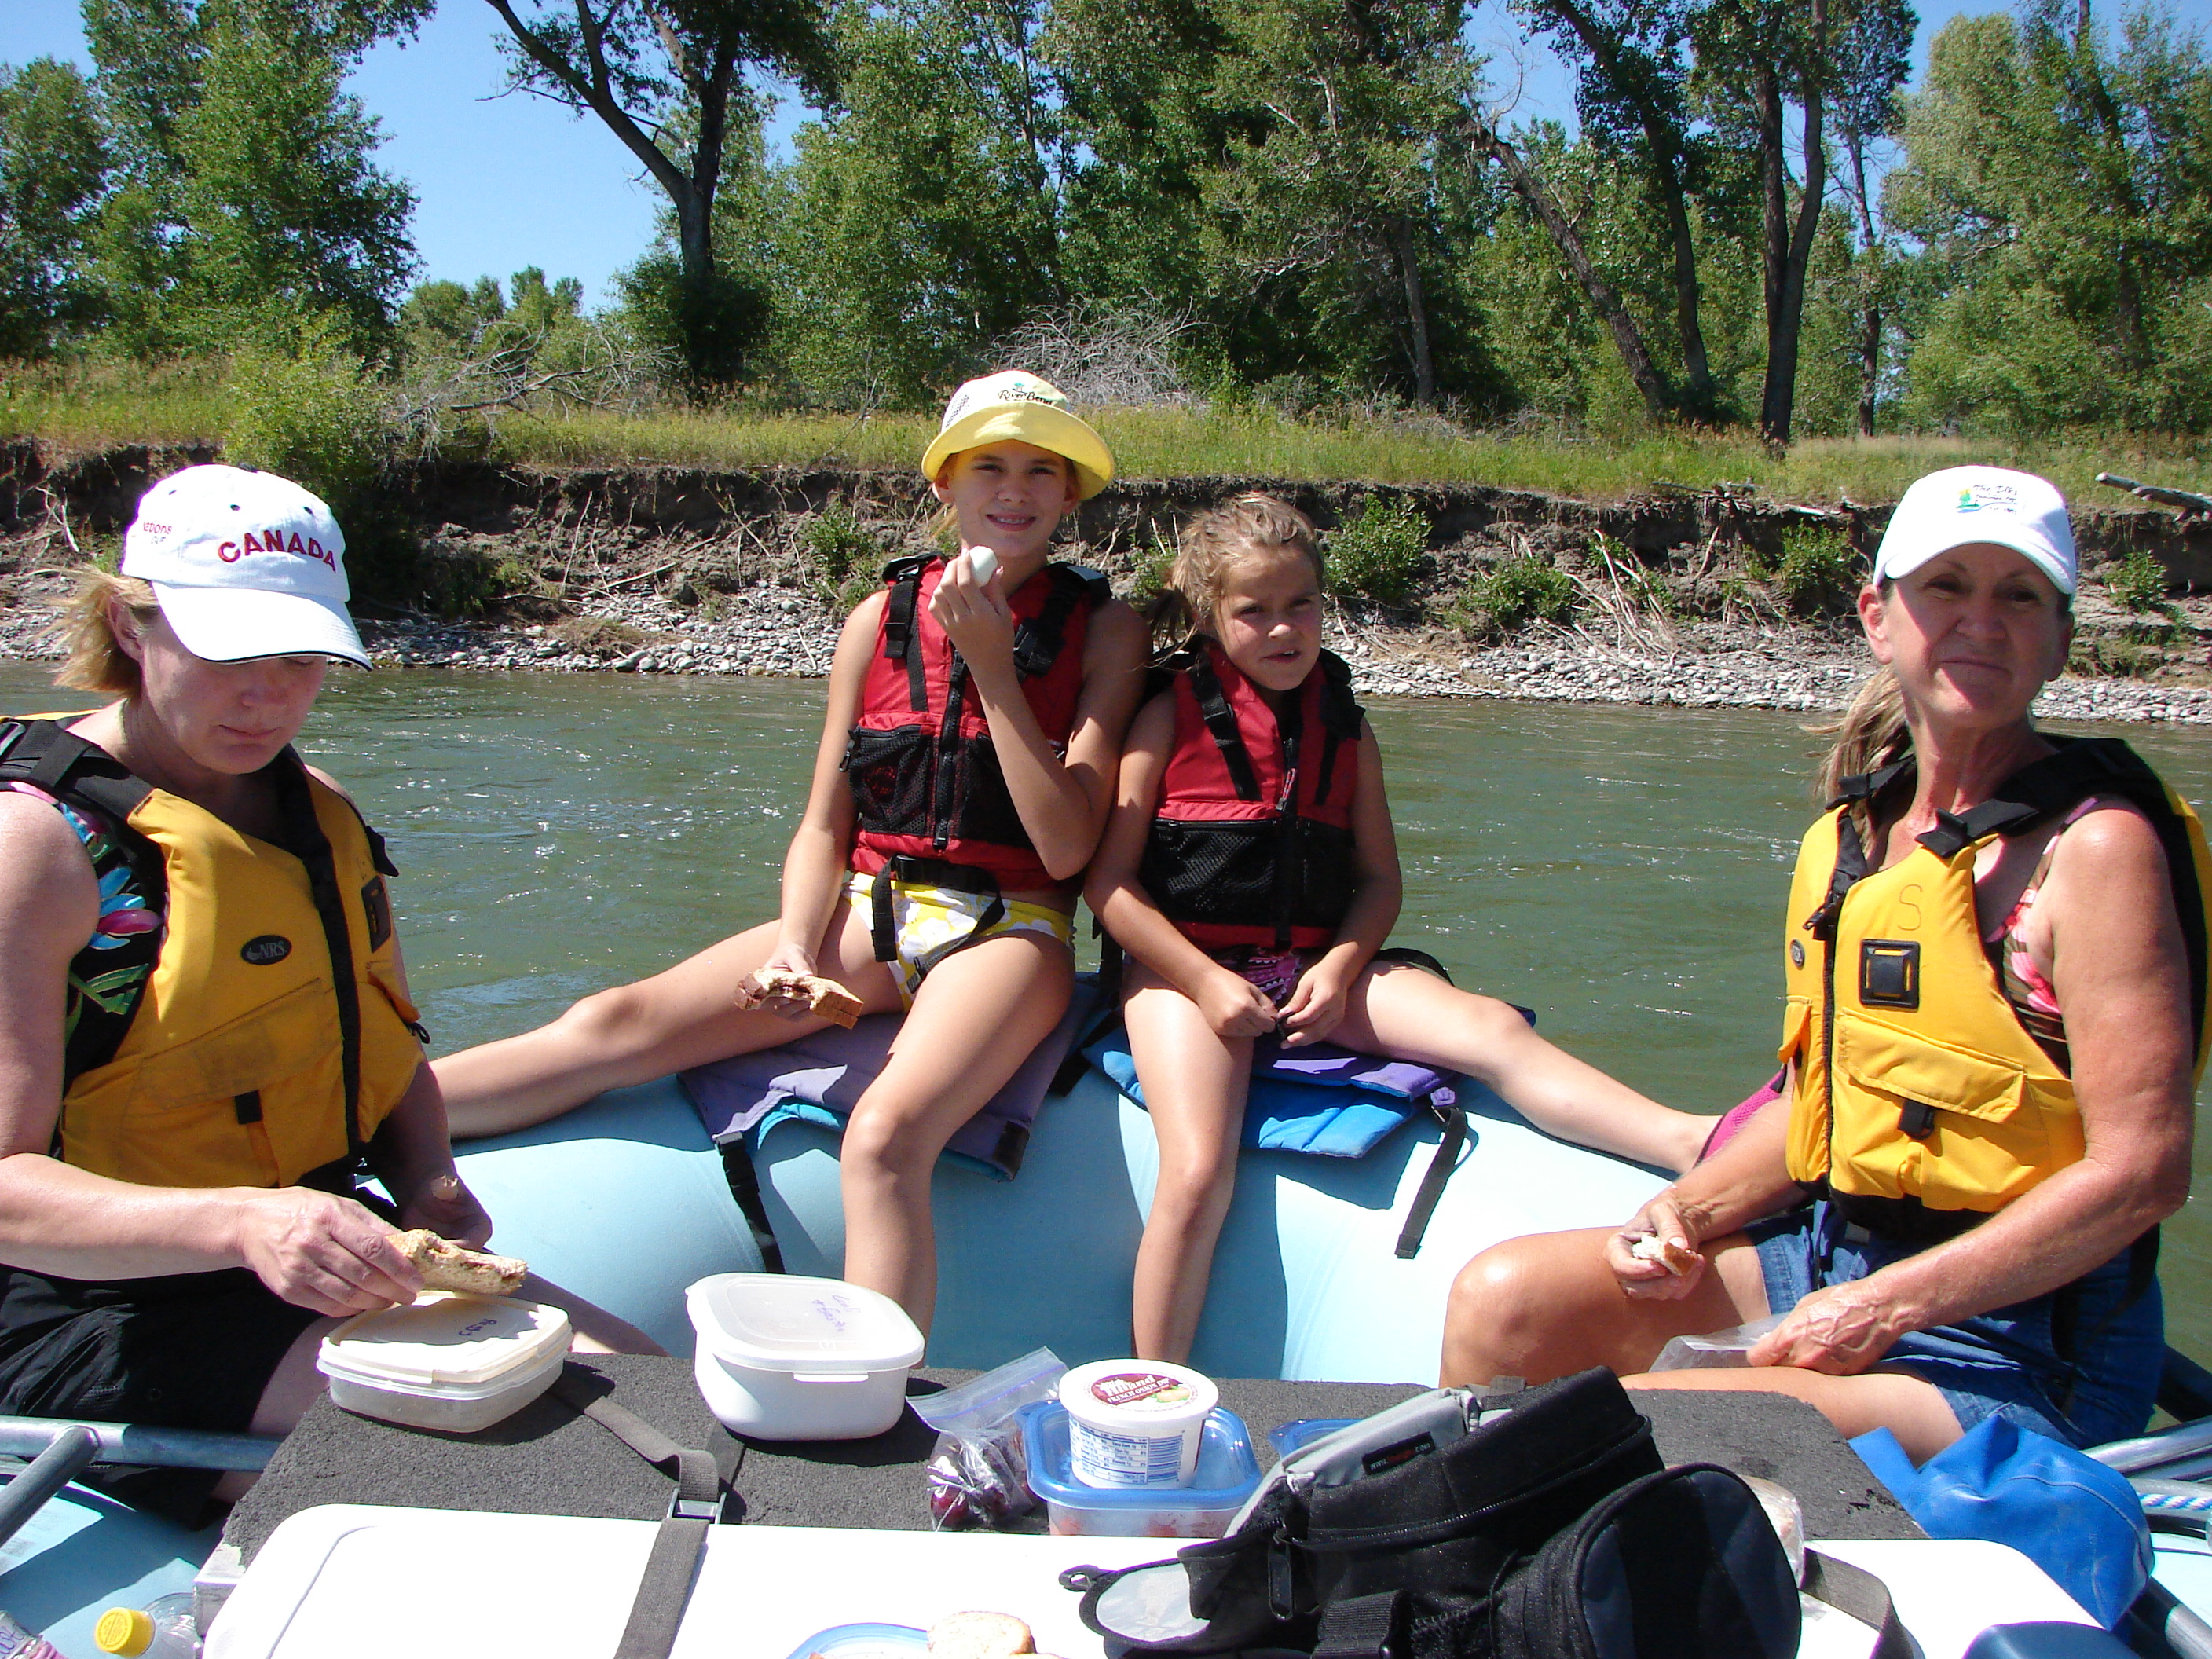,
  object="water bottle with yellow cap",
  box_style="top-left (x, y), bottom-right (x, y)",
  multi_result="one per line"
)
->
top-left (93, 1593), bottom-right (196, 1657)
